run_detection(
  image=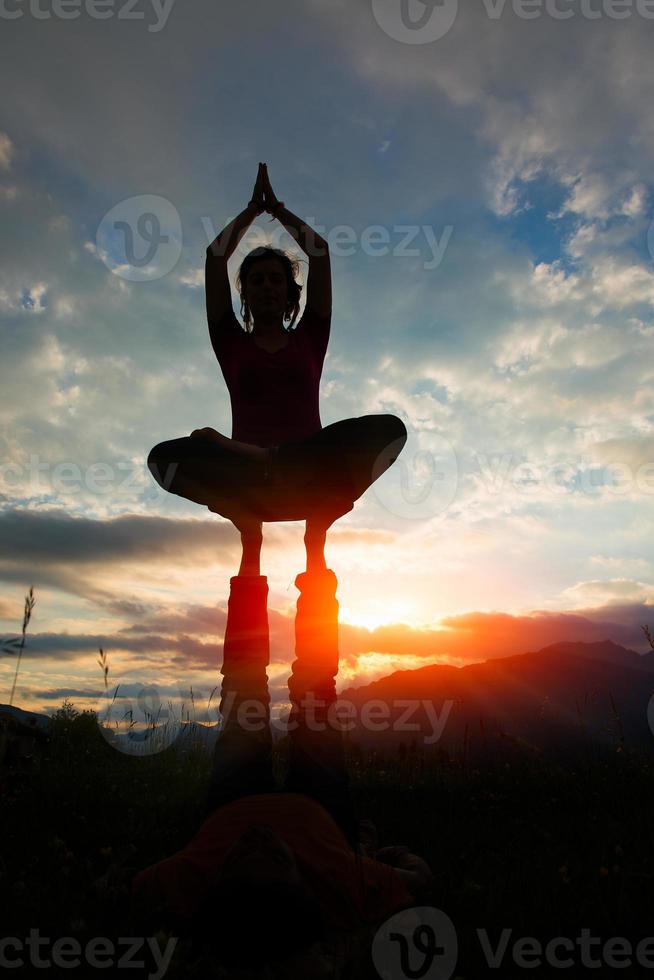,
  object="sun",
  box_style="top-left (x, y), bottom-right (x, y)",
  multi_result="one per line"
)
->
top-left (340, 597), bottom-right (419, 632)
